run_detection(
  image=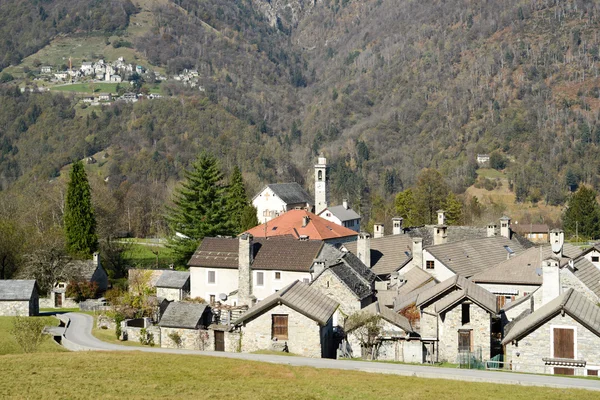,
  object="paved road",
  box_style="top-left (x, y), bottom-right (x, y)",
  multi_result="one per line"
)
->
top-left (60, 312), bottom-right (600, 391)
